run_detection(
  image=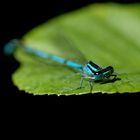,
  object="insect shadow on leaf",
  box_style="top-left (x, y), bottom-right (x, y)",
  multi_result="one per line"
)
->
top-left (95, 77), bottom-right (121, 84)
